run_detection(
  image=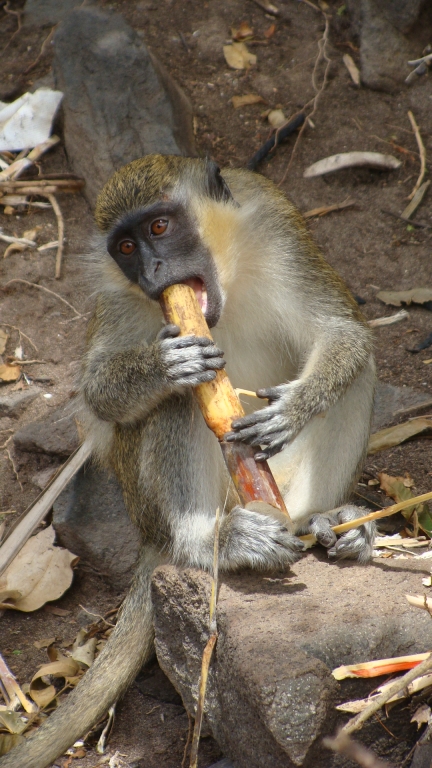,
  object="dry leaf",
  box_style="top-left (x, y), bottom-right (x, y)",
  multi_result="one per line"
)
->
top-left (71, 636), bottom-right (97, 668)
top-left (33, 637), bottom-right (56, 650)
top-left (268, 109), bottom-right (286, 128)
top-left (368, 418), bottom-right (432, 454)
top-left (377, 288), bottom-right (432, 307)
top-left (0, 363), bottom-right (20, 383)
top-left (342, 54), bottom-right (360, 86)
top-left (231, 21), bottom-right (254, 41)
top-left (231, 93), bottom-right (264, 109)
top-left (0, 733), bottom-right (23, 757)
top-left (378, 472), bottom-right (432, 536)
top-left (223, 42), bottom-right (257, 70)
top-left (304, 152), bottom-right (401, 178)
top-left (43, 605), bottom-right (71, 617)
top-left (0, 525), bottom-right (78, 612)
top-left (30, 654), bottom-right (80, 708)
top-left (264, 23), bottom-right (276, 39)
top-left (0, 711), bottom-right (29, 735)
top-left (411, 703), bottom-right (431, 729)
top-left (0, 330), bottom-right (8, 355)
